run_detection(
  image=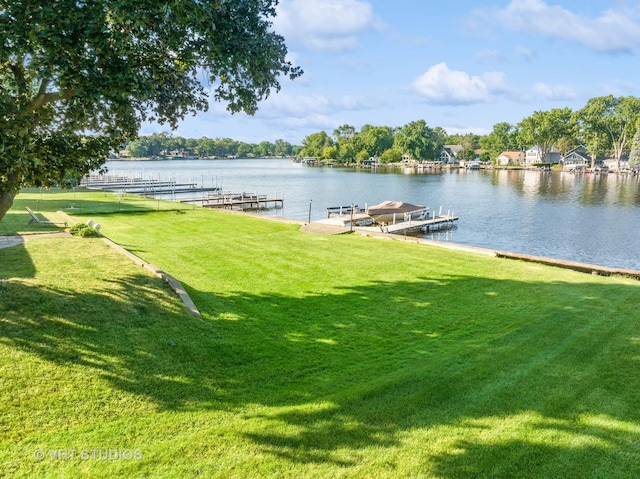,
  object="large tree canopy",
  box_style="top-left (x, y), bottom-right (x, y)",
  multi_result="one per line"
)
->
top-left (516, 108), bottom-right (573, 164)
top-left (0, 0), bottom-right (301, 220)
top-left (573, 95), bottom-right (640, 171)
top-left (393, 119), bottom-right (441, 161)
top-left (479, 122), bottom-right (517, 161)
